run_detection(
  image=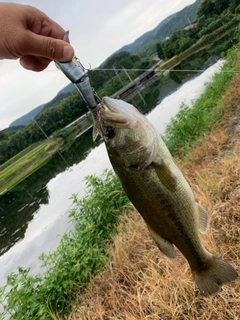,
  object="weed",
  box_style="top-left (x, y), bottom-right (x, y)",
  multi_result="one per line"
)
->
top-left (163, 47), bottom-right (240, 157)
top-left (1, 45), bottom-right (240, 320)
top-left (0, 170), bottom-right (130, 319)
top-left (69, 55), bottom-right (240, 320)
